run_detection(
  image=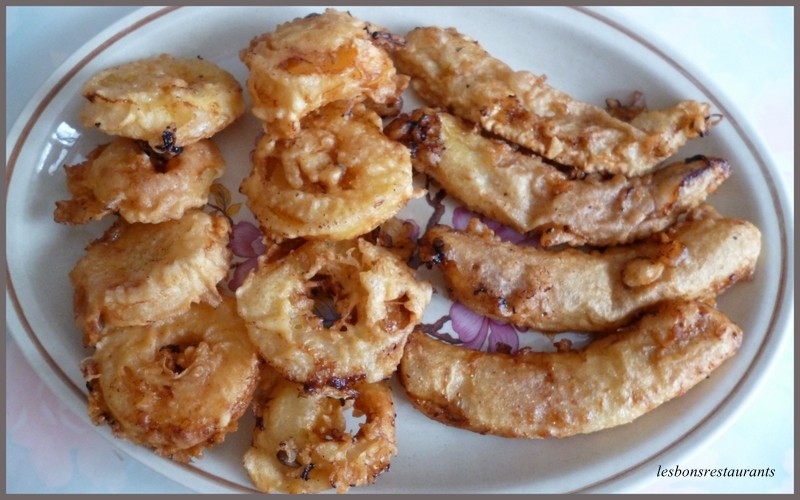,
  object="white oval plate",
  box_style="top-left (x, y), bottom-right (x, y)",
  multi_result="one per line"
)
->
top-left (6, 6), bottom-right (793, 494)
